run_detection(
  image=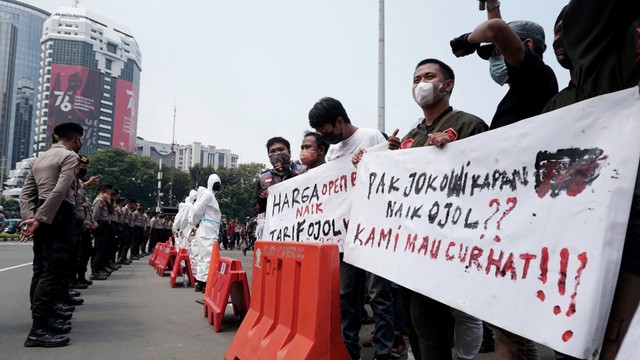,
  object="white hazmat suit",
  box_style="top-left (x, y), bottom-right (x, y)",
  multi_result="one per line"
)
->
top-left (190, 175), bottom-right (221, 284)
